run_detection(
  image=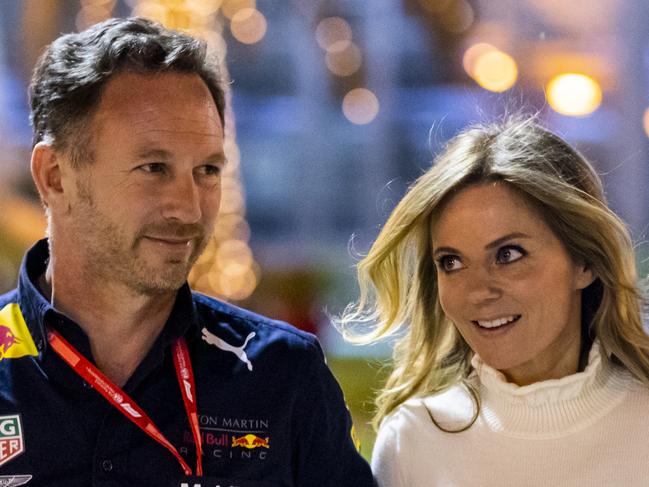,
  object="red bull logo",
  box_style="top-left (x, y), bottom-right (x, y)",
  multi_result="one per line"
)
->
top-left (0, 304), bottom-right (38, 362)
top-left (0, 325), bottom-right (20, 359)
top-left (231, 434), bottom-right (270, 450)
